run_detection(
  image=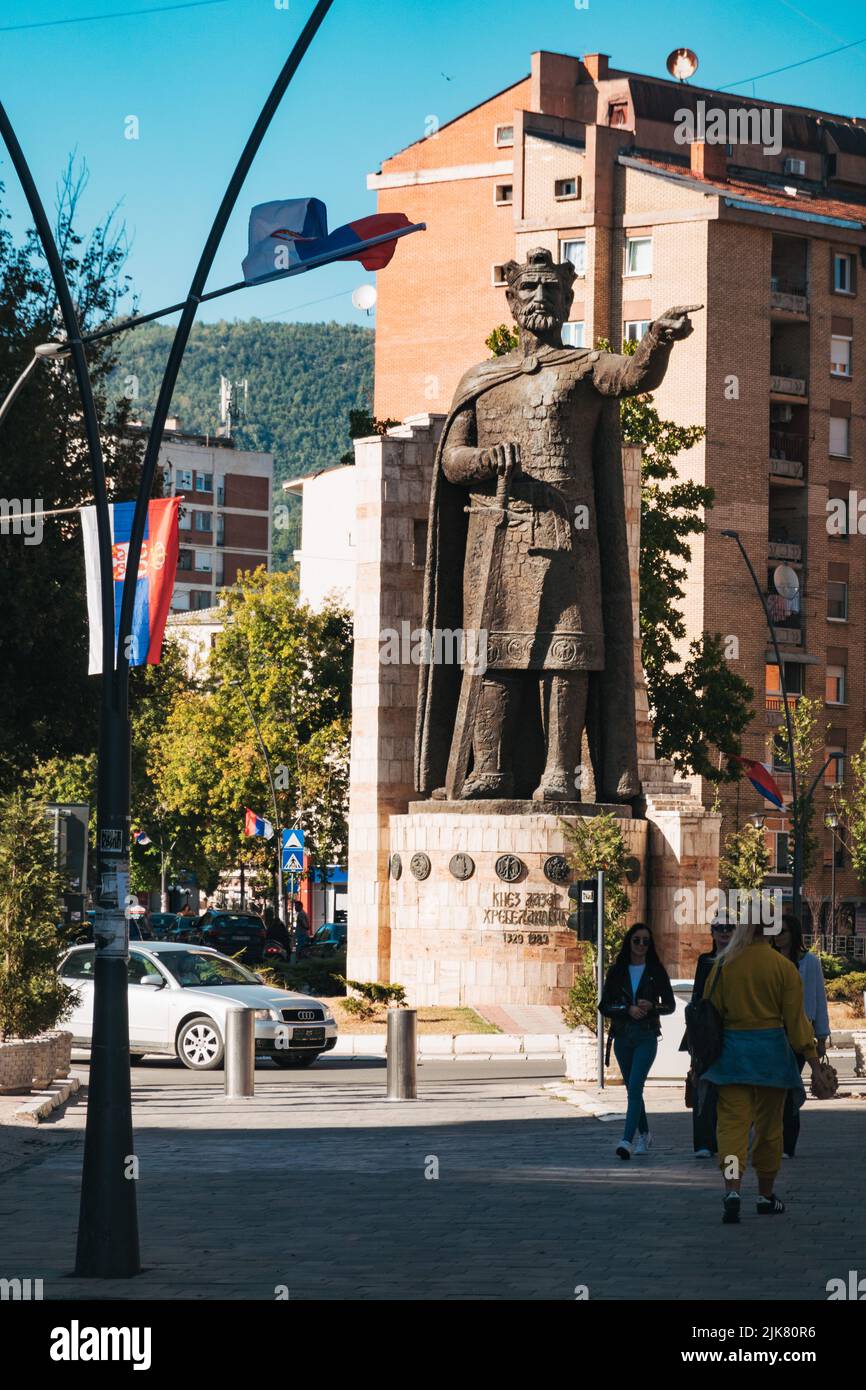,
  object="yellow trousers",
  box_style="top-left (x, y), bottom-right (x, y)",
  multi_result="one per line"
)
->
top-left (716, 1084), bottom-right (786, 1180)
